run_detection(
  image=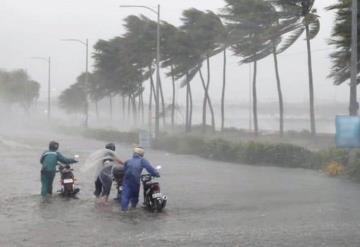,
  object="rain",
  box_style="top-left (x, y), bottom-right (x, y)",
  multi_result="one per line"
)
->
top-left (1, 0), bottom-right (360, 246)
